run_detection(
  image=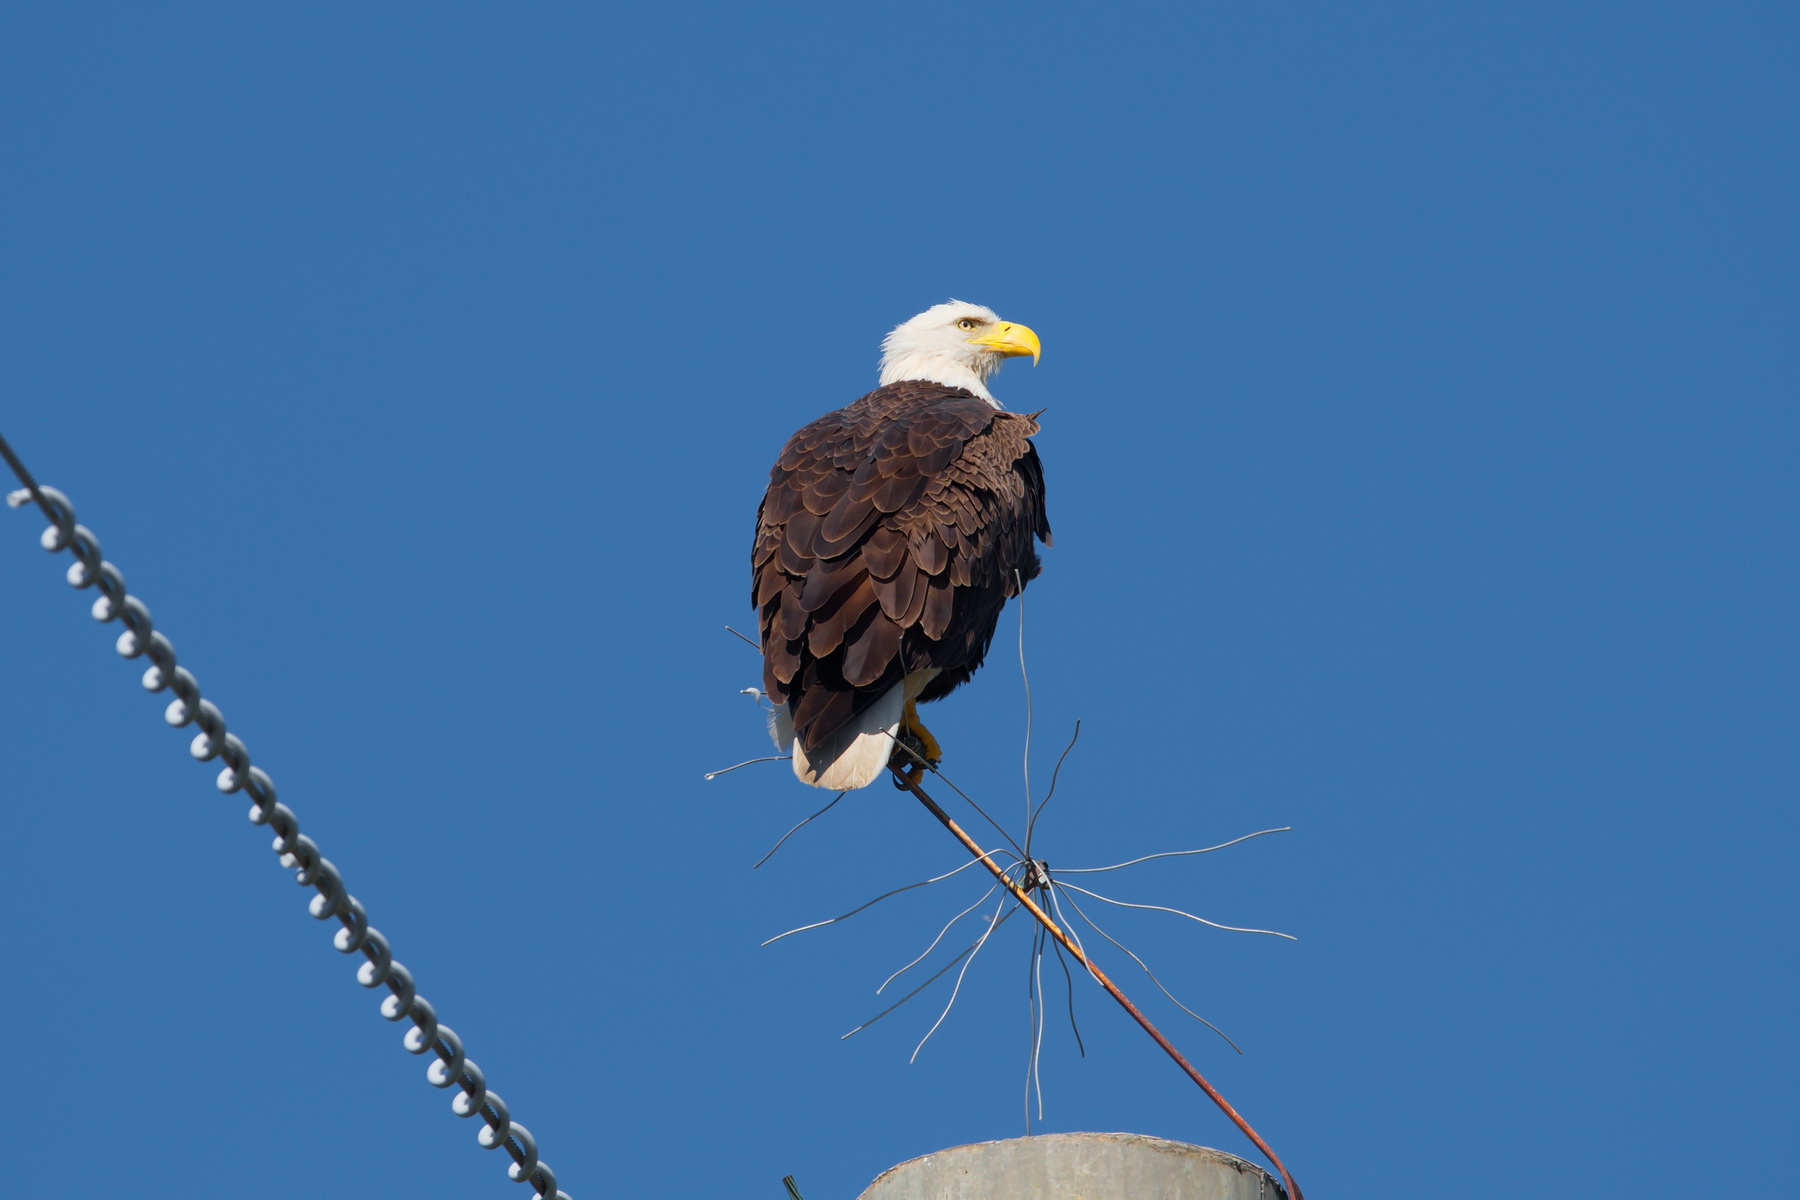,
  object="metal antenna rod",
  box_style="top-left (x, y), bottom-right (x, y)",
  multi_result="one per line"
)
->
top-left (890, 766), bottom-right (1304, 1200)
